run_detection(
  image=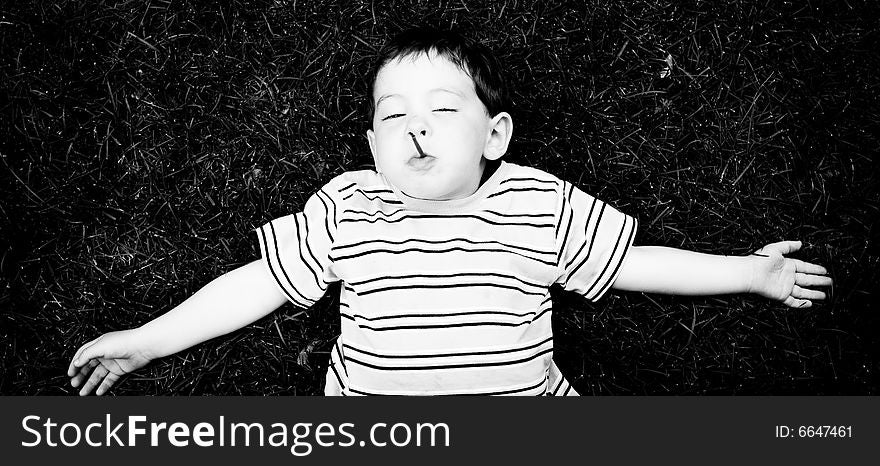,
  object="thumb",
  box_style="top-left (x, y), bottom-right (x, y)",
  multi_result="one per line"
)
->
top-left (68, 340), bottom-right (97, 377)
top-left (760, 240), bottom-right (802, 256)
top-left (75, 337), bottom-right (124, 366)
